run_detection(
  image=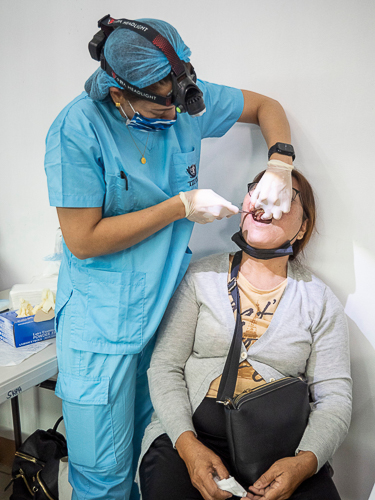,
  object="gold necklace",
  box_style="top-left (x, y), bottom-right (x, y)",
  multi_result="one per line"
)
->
top-left (116, 102), bottom-right (149, 164)
top-left (126, 127), bottom-right (150, 164)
